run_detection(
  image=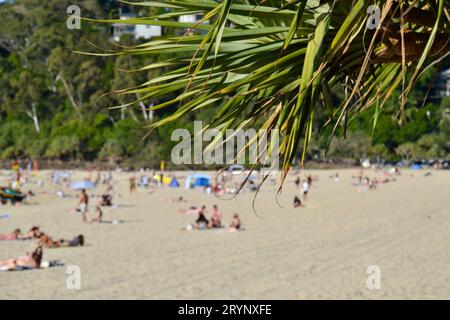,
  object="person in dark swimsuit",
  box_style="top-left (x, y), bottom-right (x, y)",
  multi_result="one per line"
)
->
top-left (195, 206), bottom-right (209, 229)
